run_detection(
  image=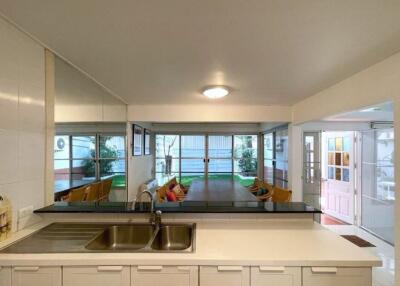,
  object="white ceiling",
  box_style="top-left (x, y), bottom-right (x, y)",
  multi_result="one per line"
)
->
top-left (324, 102), bottom-right (394, 122)
top-left (1, 1), bottom-right (400, 105)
